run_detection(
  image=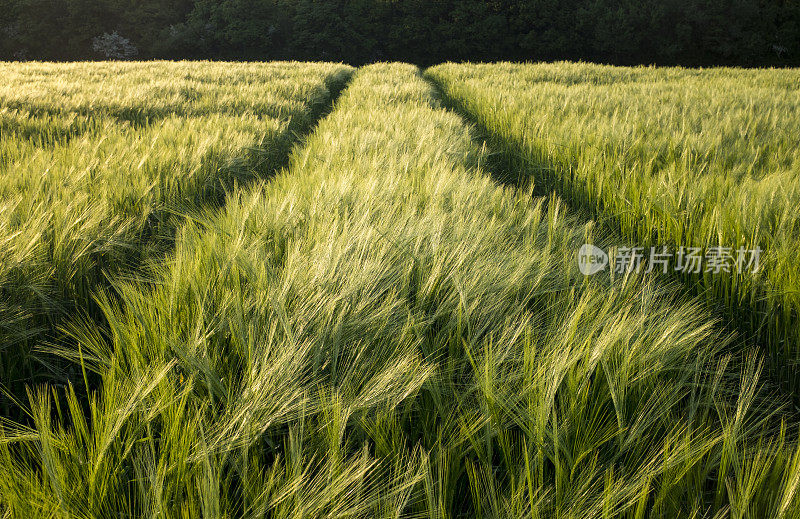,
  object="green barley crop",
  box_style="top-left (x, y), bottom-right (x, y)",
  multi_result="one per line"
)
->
top-left (427, 62), bottom-right (800, 392)
top-left (0, 61), bottom-right (352, 406)
top-left (2, 63), bottom-right (799, 517)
